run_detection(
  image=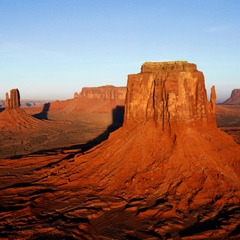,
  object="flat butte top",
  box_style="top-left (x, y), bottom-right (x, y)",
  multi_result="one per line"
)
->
top-left (141, 61), bottom-right (197, 73)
